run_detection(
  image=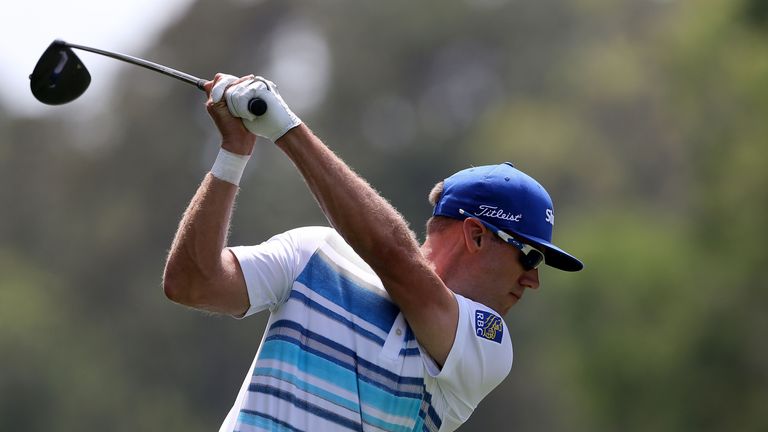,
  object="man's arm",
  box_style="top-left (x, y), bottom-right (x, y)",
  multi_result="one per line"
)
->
top-left (163, 174), bottom-right (250, 316)
top-left (162, 76), bottom-right (256, 317)
top-left (169, 74), bottom-right (459, 365)
top-left (275, 125), bottom-right (459, 366)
